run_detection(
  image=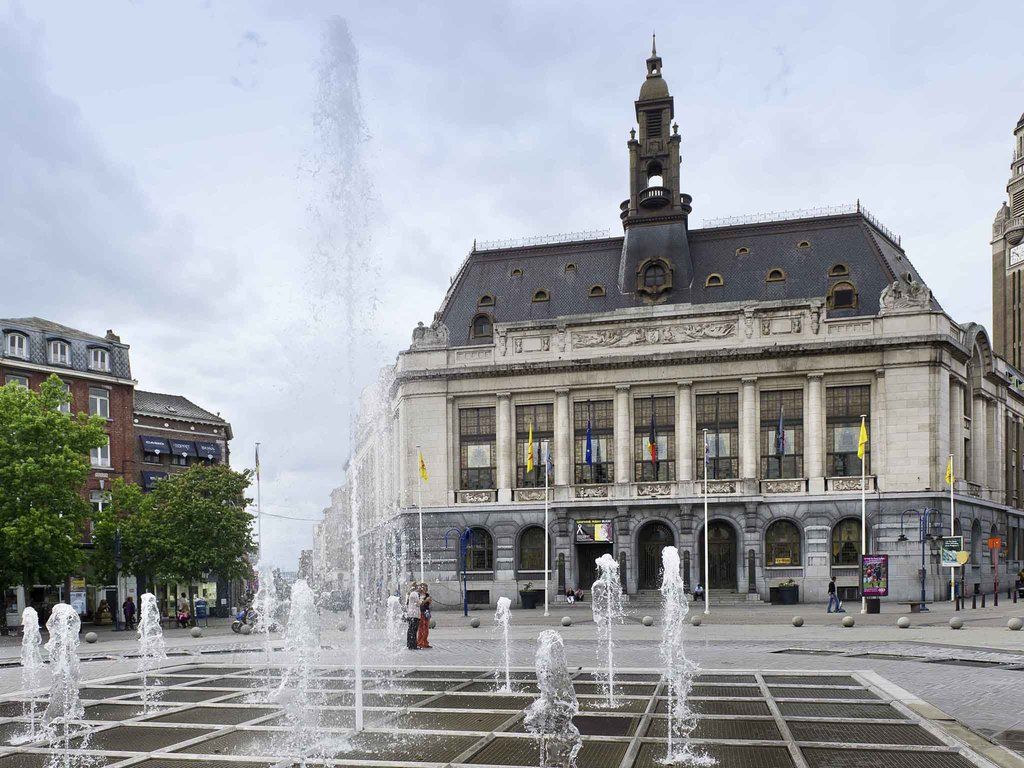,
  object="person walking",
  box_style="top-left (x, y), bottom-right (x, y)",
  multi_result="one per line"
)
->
top-left (417, 583), bottom-right (433, 649)
top-left (122, 596), bottom-right (136, 631)
top-left (826, 576), bottom-right (841, 613)
top-left (404, 583), bottom-right (421, 650)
